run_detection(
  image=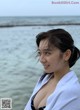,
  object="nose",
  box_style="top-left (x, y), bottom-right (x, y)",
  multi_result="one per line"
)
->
top-left (39, 55), bottom-right (46, 64)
